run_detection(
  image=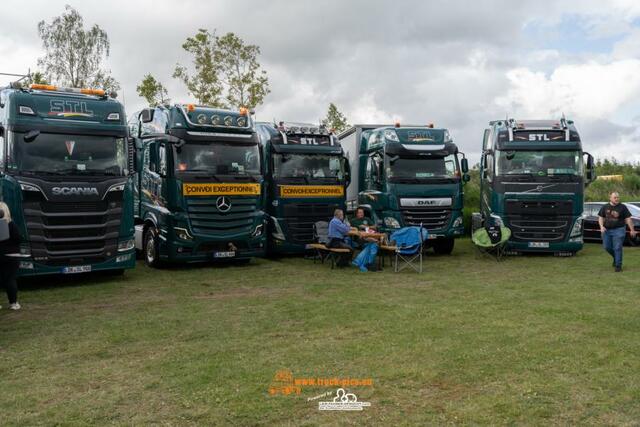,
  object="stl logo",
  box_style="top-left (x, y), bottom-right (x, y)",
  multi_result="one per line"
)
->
top-left (268, 369), bottom-right (301, 396)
